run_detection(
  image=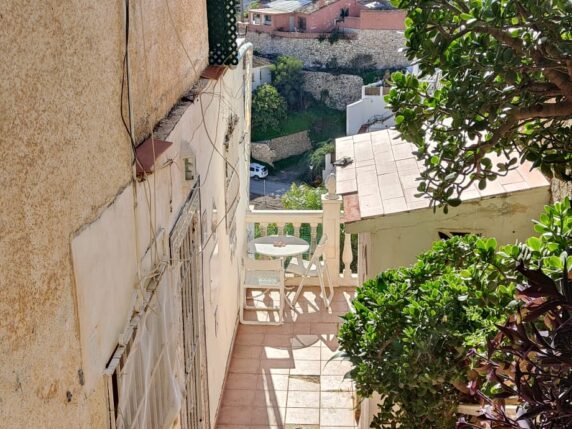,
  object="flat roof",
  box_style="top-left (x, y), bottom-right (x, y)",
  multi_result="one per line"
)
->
top-left (249, 8), bottom-right (291, 14)
top-left (335, 129), bottom-right (550, 221)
